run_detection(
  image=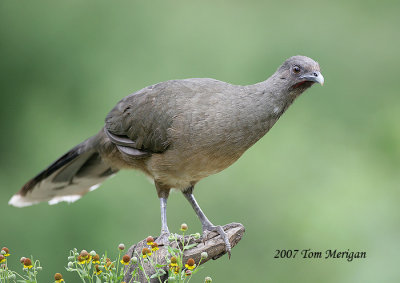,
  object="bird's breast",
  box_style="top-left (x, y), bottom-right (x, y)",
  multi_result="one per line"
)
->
top-left (146, 146), bottom-right (243, 190)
